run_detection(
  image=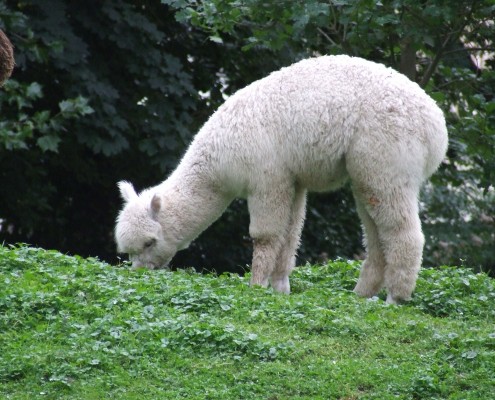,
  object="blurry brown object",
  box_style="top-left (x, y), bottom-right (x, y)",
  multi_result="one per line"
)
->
top-left (0, 29), bottom-right (14, 85)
